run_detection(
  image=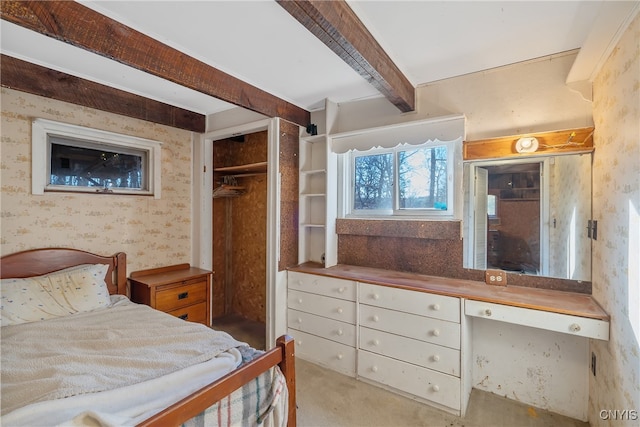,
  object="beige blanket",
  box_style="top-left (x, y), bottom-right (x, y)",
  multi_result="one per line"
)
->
top-left (1, 297), bottom-right (245, 415)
